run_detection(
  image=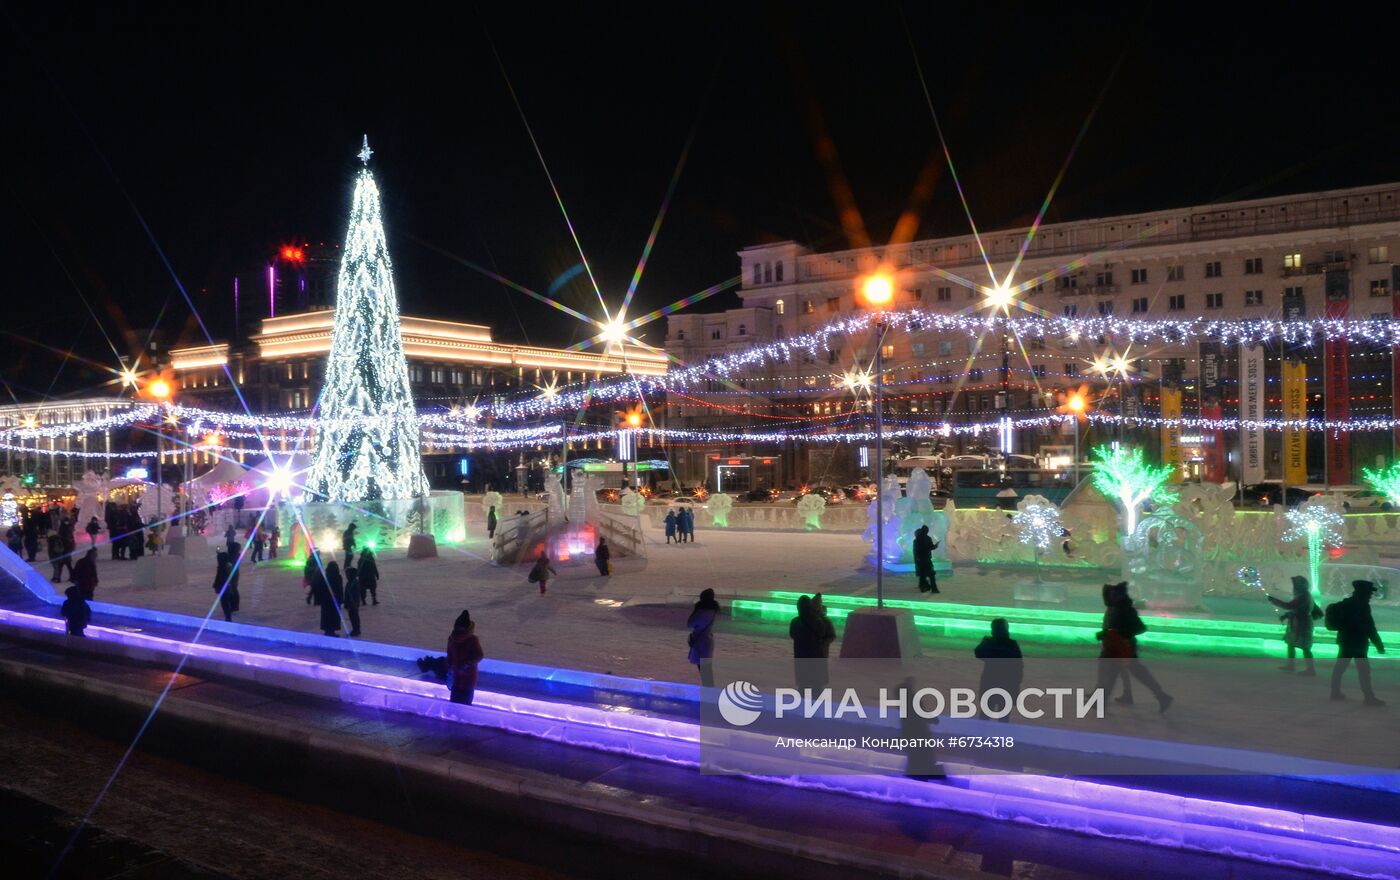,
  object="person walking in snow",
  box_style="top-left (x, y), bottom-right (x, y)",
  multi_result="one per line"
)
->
top-left (1096, 582), bottom-right (1173, 713)
top-left (664, 509), bottom-right (677, 544)
top-left (686, 589), bottom-right (720, 687)
top-left (1326, 580), bottom-right (1386, 706)
top-left (358, 548), bottom-right (380, 605)
top-left (594, 536), bottom-right (611, 576)
top-left (528, 552), bottom-right (556, 595)
top-left (1268, 575), bottom-right (1321, 675)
